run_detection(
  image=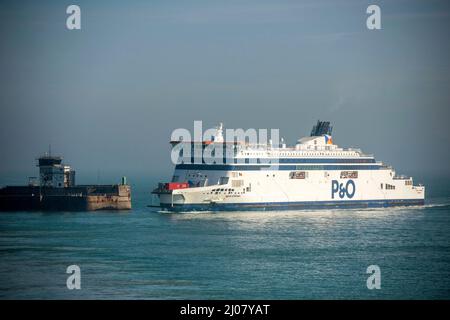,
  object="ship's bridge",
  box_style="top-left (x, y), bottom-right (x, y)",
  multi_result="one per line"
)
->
top-left (294, 120), bottom-right (335, 151)
top-left (295, 135), bottom-right (336, 151)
